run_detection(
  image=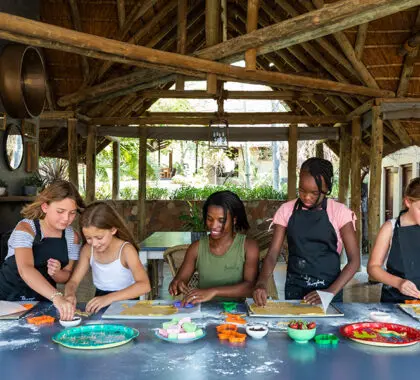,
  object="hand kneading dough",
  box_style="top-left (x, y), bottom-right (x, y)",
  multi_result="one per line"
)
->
top-left (250, 301), bottom-right (325, 315)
